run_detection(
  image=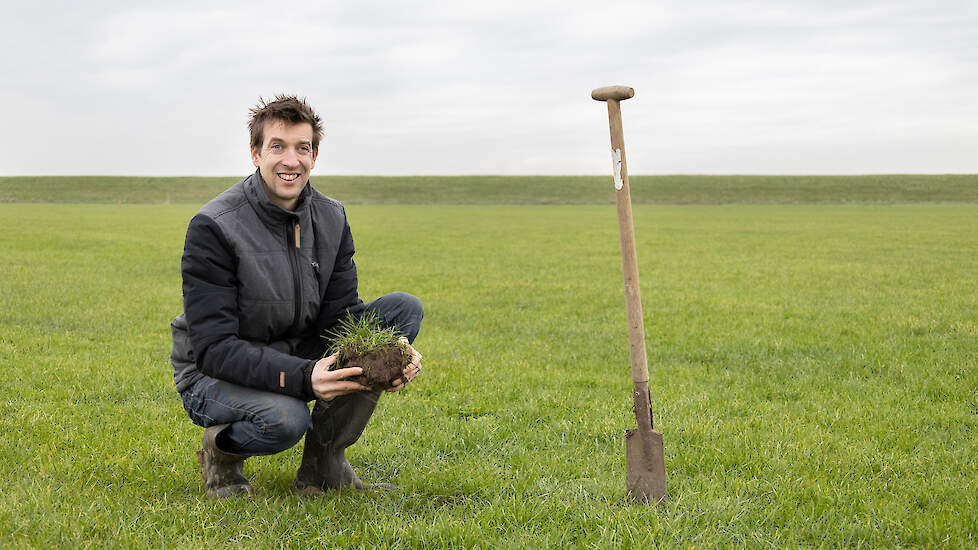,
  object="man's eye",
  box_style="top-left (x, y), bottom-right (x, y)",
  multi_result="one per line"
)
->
top-left (299, 146), bottom-right (311, 154)
top-left (270, 144), bottom-right (281, 150)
